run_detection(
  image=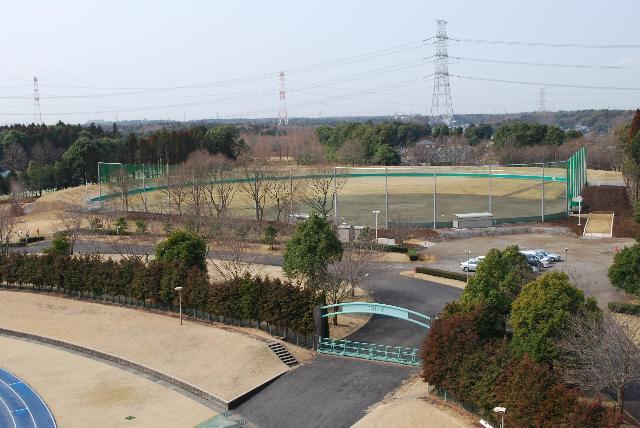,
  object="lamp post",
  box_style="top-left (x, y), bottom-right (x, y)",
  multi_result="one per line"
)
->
top-left (175, 286), bottom-right (183, 325)
top-left (465, 250), bottom-right (471, 284)
top-left (565, 247), bottom-right (568, 262)
top-left (493, 406), bottom-right (506, 428)
top-left (372, 210), bottom-right (381, 243)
